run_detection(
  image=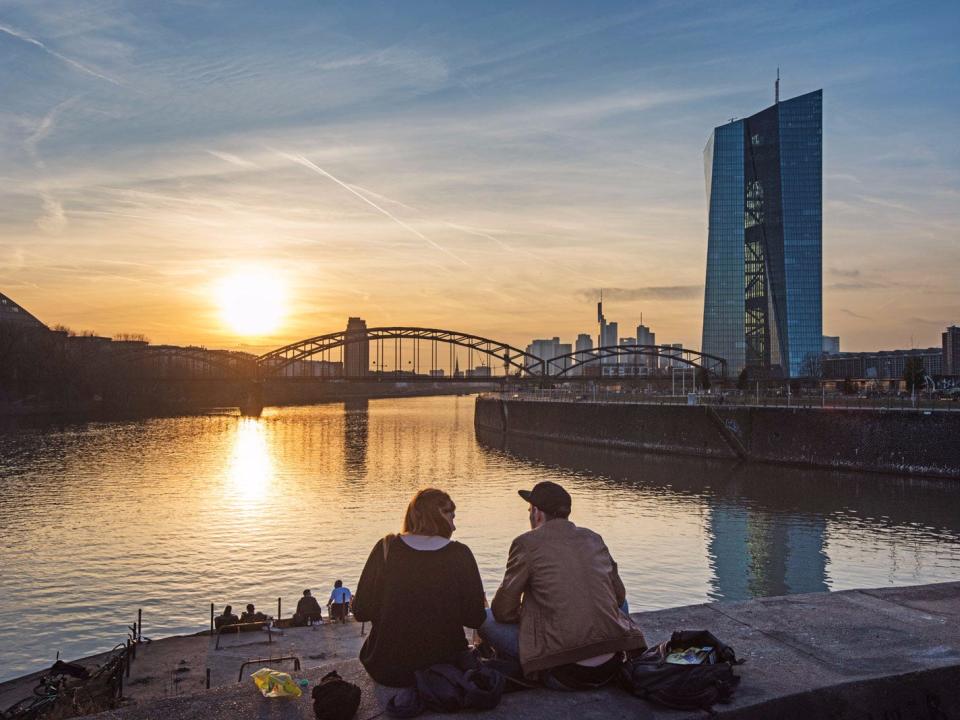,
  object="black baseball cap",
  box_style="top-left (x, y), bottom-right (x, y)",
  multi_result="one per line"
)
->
top-left (518, 481), bottom-right (571, 516)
